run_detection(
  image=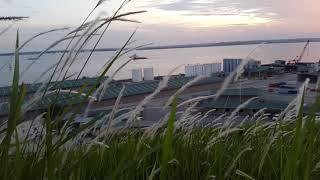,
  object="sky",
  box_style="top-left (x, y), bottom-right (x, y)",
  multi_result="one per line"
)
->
top-left (0, 0), bottom-right (320, 51)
